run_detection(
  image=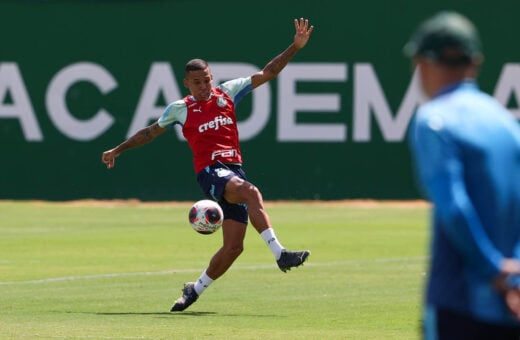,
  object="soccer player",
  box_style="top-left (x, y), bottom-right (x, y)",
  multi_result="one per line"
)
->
top-left (405, 11), bottom-right (520, 339)
top-left (101, 18), bottom-right (313, 312)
